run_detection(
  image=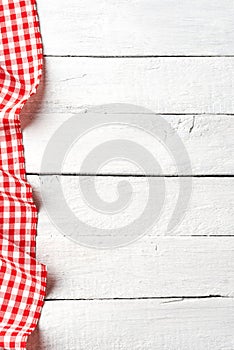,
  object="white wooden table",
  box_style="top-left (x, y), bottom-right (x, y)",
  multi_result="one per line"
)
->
top-left (24, 1), bottom-right (234, 349)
